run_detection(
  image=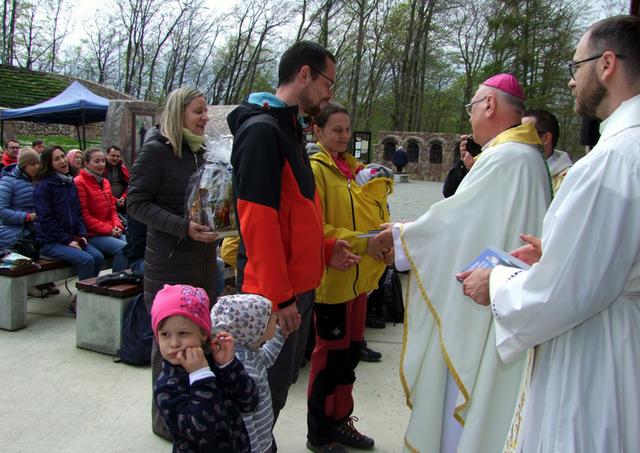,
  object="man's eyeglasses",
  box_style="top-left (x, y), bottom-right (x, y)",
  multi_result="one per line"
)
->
top-left (465, 96), bottom-right (488, 116)
top-left (310, 66), bottom-right (335, 91)
top-left (568, 53), bottom-right (625, 80)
